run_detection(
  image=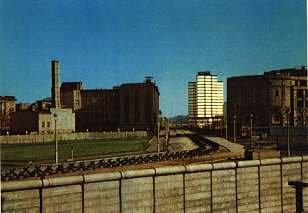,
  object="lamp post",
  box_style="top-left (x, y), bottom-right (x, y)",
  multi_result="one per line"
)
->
top-left (286, 109), bottom-right (290, 157)
top-left (157, 122), bottom-right (160, 153)
top-left (233, 115), bottom-right (236, 143)
top-left (54, 114), bottom-right (58, 164)
top-left (250, 114), bottom-right (253, 150)
top-left (225, 116), bottom-right (228, 140)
